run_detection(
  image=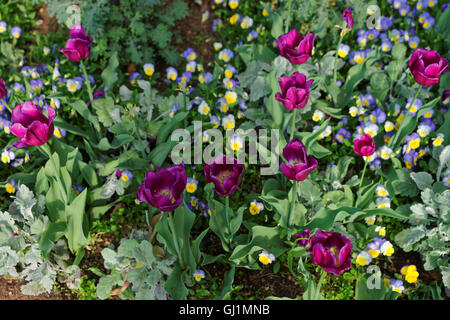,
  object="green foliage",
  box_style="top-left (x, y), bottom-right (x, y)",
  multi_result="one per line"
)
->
top-left (43, 0), bottom-right (188, 65)
top-left (96, 231), bottom-right (175, 300)
top-left (0, 185), bottom-right (80, 296)
top-left (394, 173), bottom-right (450, 292)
